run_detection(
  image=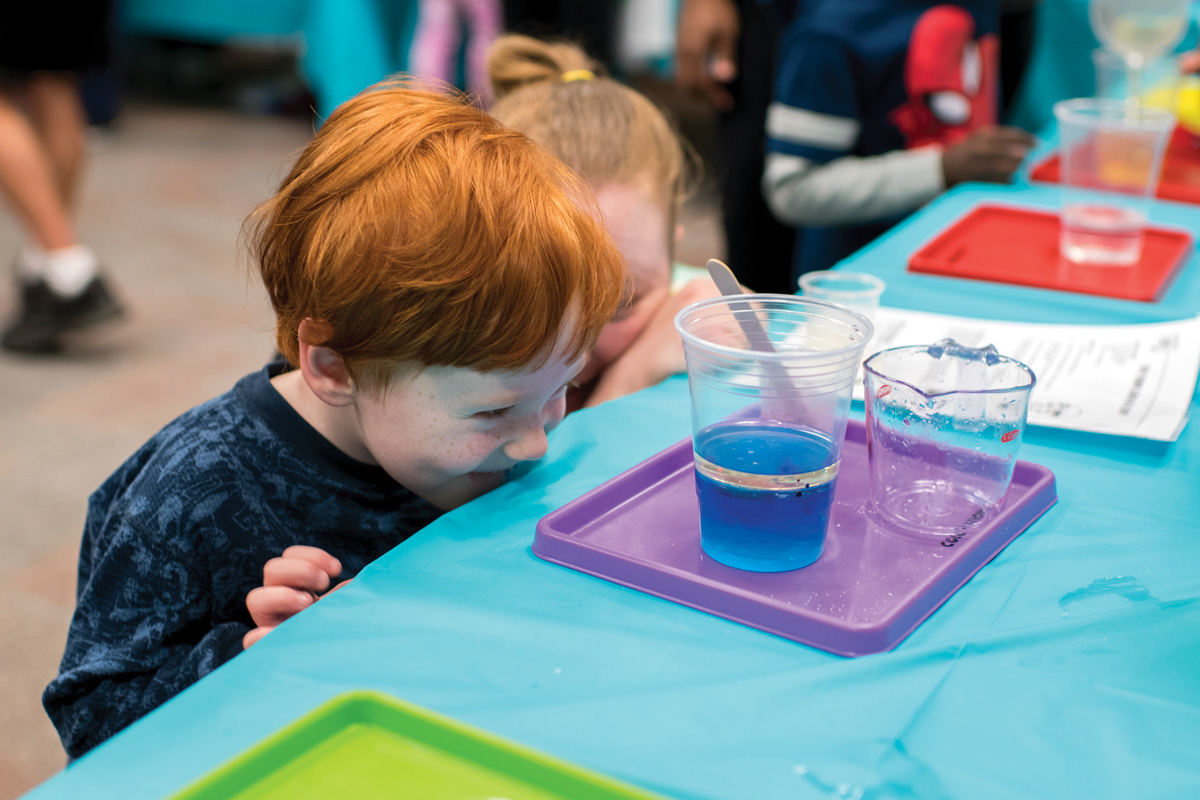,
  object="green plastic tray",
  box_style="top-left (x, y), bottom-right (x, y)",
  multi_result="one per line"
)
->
top-left (170, 691), bottom-right (667, 800)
